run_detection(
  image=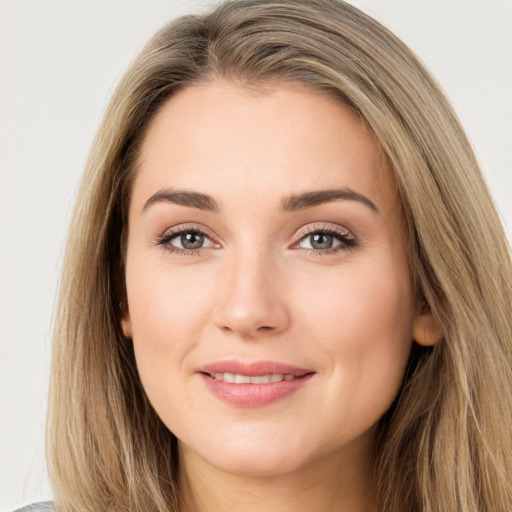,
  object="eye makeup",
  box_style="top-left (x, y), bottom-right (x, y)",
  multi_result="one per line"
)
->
top-left (154, 221), bottom-right (357, 258)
